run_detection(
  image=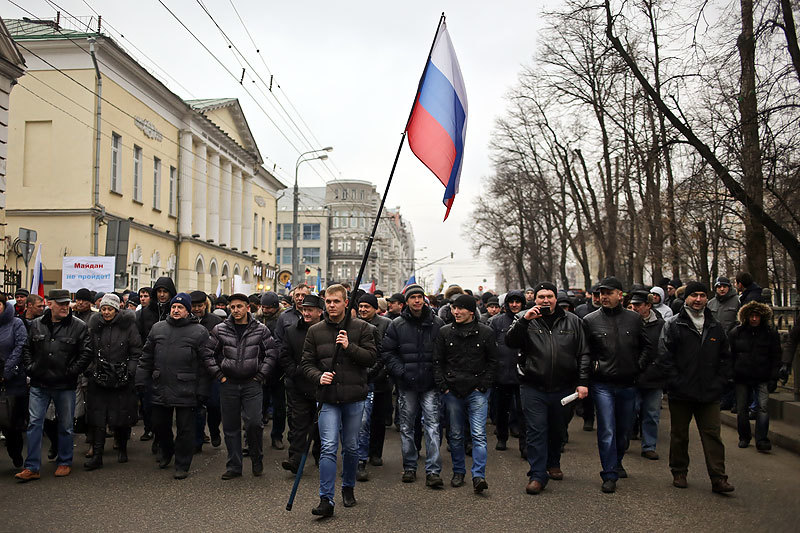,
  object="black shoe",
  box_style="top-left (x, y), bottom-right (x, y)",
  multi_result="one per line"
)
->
top-left (151, 441), bottom-right (159, 455)
top-left (756, 440), bottom-right (772, 452)
top-left (356, 461), bottom-right (368, 482)
top-left (451, 472), bottom-right (465, 487)
top-left (221, 470), bottom-right (241, 480)
top-left (510, 426), bottom-right (520, 438)
top-left (401, 470), bottom-right (416, 483)
top-left (520, 449), bottom-right (528, 460)
top-left (473, 477), bottom-right (488, 493)
top-left (426, 472), bottom-right (444, 488)
top-left (83, 454), bottom-right (103, 471)
top-left (242, 447), bottom-right (250, 457)
top-left (368, 456), bottom-right (383, 467)
top-left (140, 431), bottom-right (153, 441)
top-left (312, 497), bottom-right (335, 517)
top-left (174, 470), bottom-right (188, 480)
top-left (47, 446), bottom-right (57, 460)
top-left (342, 486), bottom-right (357, 507)
top-left (252, 461), bottom-right (264, 477)
top-left (738, 440), bottom-right (750, 448)
top-left (158, 455), bottom-right (173, 469)
top-left (583, 420), bottom-right (594, 431)
top-left (281, 459), bottom-right (299, 474)
top-left (271, 438), bottom-right (284, 450)
top-left (211, 434), bottom-right (221, 448)
top-left (118, 449), bottom-right (128, 464)
top-left (495, 440), bottom-right (507, 451)
top-left (601, 479), bottom-right (616, 493)
top-left (616, 465), bottom-right (628, 479)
